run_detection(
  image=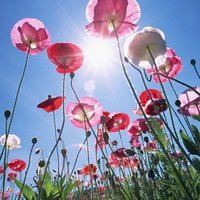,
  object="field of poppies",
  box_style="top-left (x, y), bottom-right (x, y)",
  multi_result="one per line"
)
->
top-left (0, 0), bottom-right (200, 200)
